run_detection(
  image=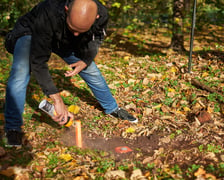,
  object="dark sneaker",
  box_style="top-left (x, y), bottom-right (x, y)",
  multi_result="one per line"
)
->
top-left (110, 108), bottom-right (138, 123)
top-left (5, 130), bottom-right (23, 148)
